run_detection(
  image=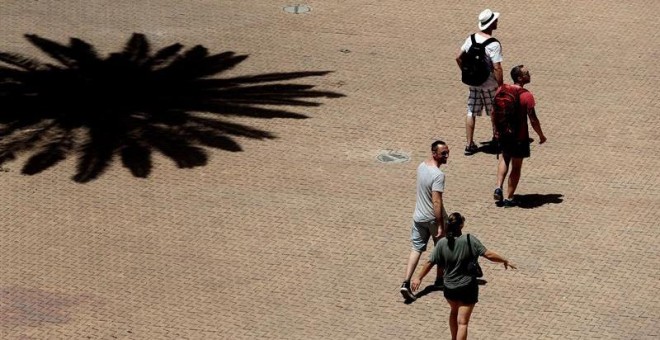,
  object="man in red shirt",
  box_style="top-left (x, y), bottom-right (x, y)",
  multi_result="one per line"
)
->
top-left (493, 65), bottom-right (547, 207)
